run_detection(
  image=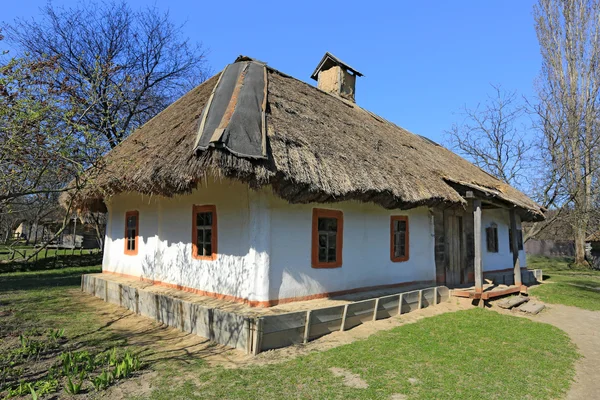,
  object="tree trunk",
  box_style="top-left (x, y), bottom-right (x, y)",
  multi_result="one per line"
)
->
top-left (574, 224), bottom-right (588, 266)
